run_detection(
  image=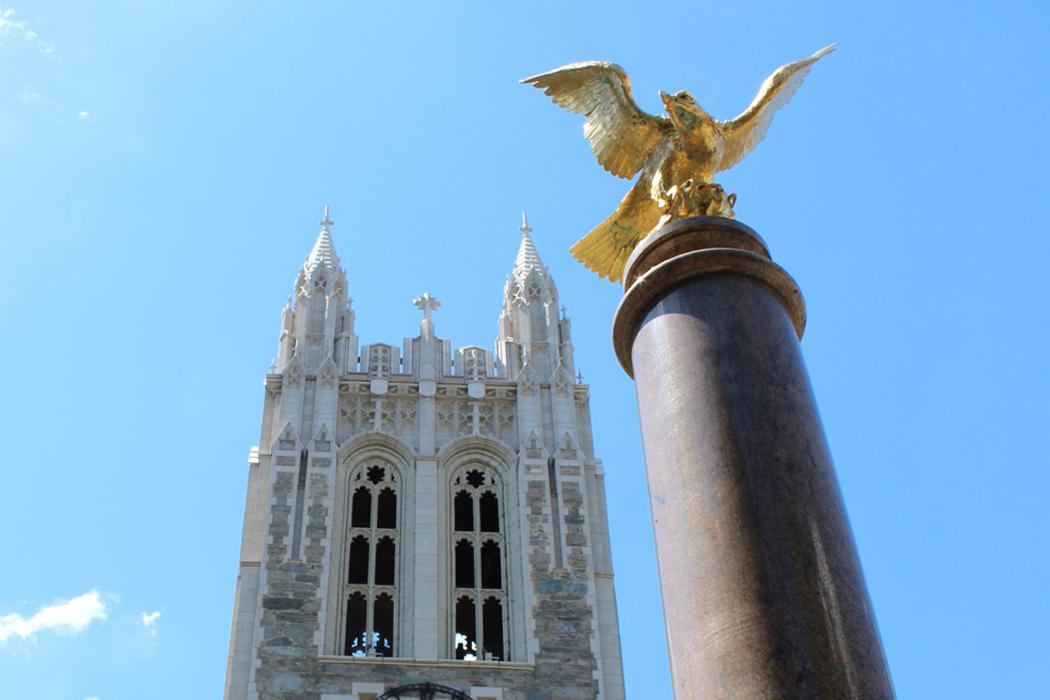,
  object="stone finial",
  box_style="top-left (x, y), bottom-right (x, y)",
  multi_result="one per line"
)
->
top-left (413, 291), bottom-right (441, 338)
